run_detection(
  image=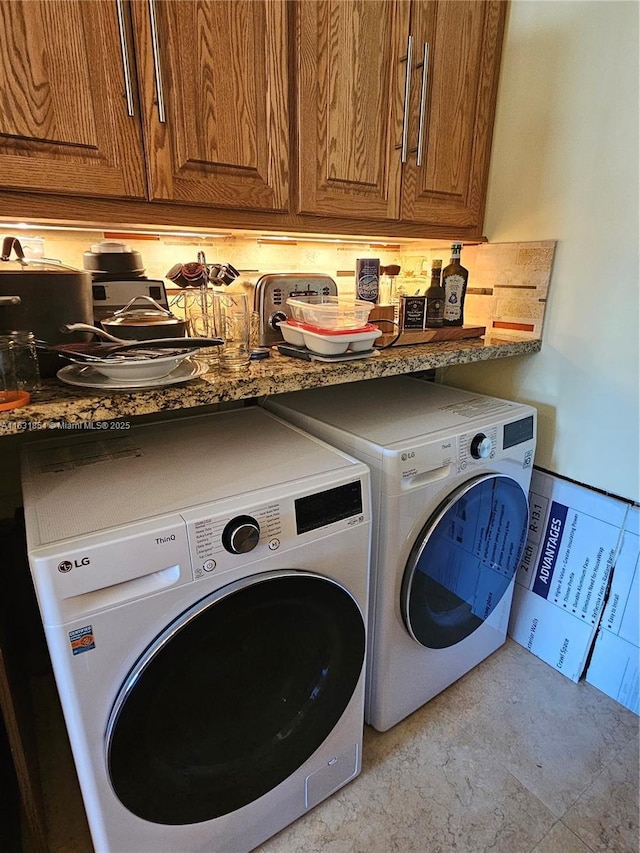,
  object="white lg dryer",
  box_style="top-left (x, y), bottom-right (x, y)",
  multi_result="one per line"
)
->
top-left (20, 407), bottom-right (371, 853)
top-left (265, 377), bottom-right (536, 732)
